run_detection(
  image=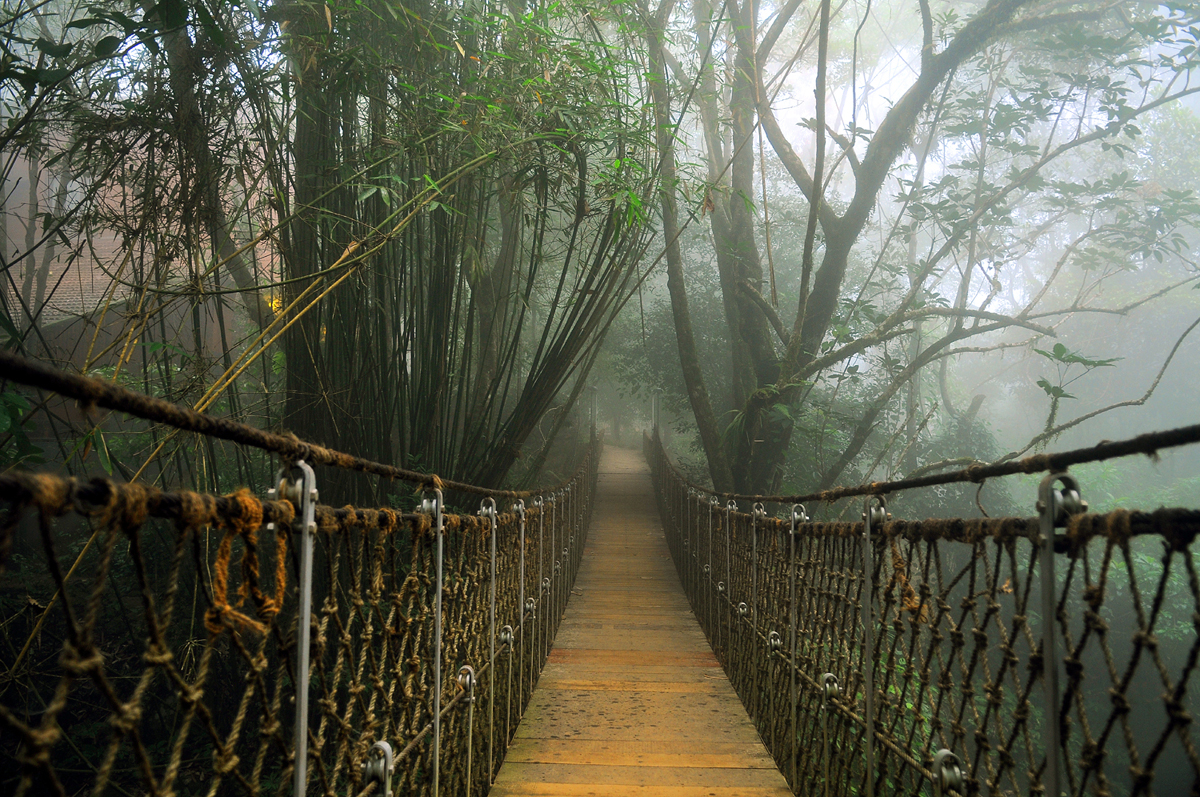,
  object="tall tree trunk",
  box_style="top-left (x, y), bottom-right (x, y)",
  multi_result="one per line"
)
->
top-left (645, 1), bottom-right (734, 491)
top-left (281, 10), bottom-right (334, 444)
